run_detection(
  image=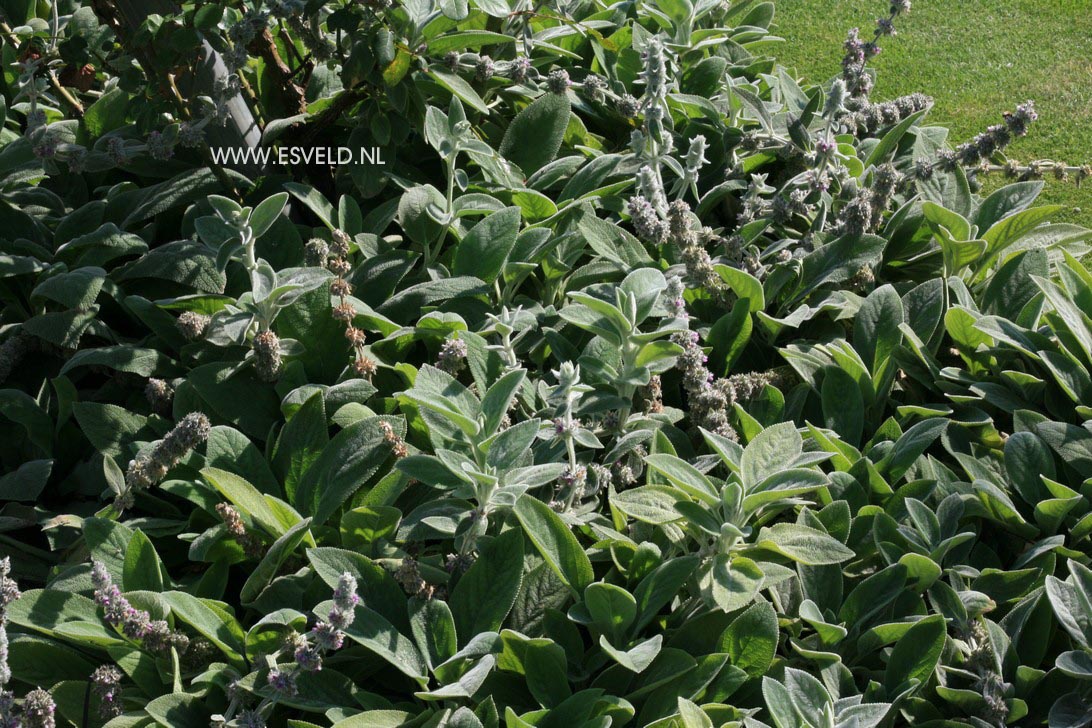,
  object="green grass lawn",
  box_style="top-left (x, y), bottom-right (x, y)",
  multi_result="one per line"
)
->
top-left (771, 0), bottom-right (1092, 225)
